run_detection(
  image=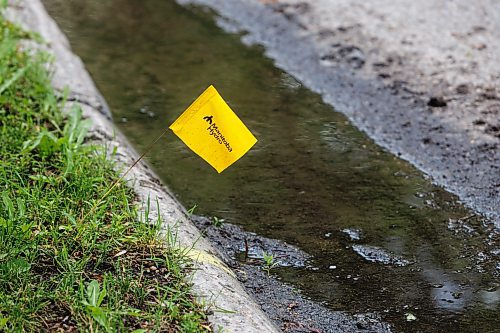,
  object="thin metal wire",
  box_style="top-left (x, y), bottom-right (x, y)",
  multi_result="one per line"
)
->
top-left (80, 128), bottom-right (168, 222)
